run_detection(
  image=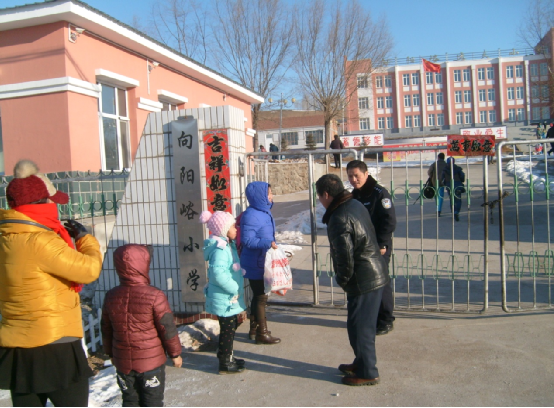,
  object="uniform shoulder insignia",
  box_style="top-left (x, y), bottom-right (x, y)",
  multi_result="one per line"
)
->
top-left (381, 198), bottom-right (392, 209)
